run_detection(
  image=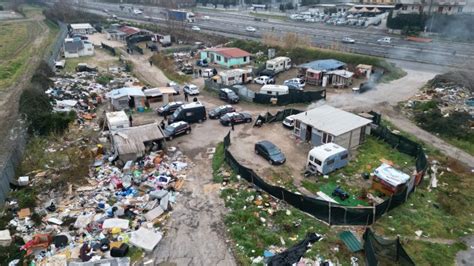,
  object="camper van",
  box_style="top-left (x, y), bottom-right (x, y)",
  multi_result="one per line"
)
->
top-left (259, 85), bottom-right (289, 96)
top-left (306, 143), bottom-right (349, 175)
top-left (168, 101), bottom-right (207, 124)
top-left (265, 57), bottom-right (292, 74)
